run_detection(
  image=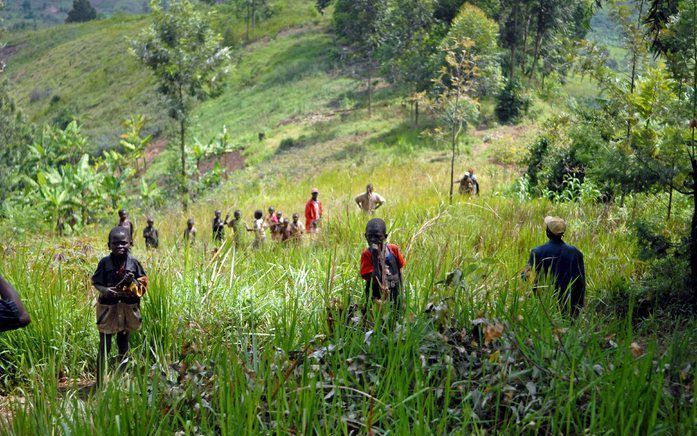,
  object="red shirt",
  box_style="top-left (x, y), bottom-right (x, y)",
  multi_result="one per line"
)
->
top-left (360, 244), bottom-right (406, 278)
top-left (304, 199), bottom-right (323, 232)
